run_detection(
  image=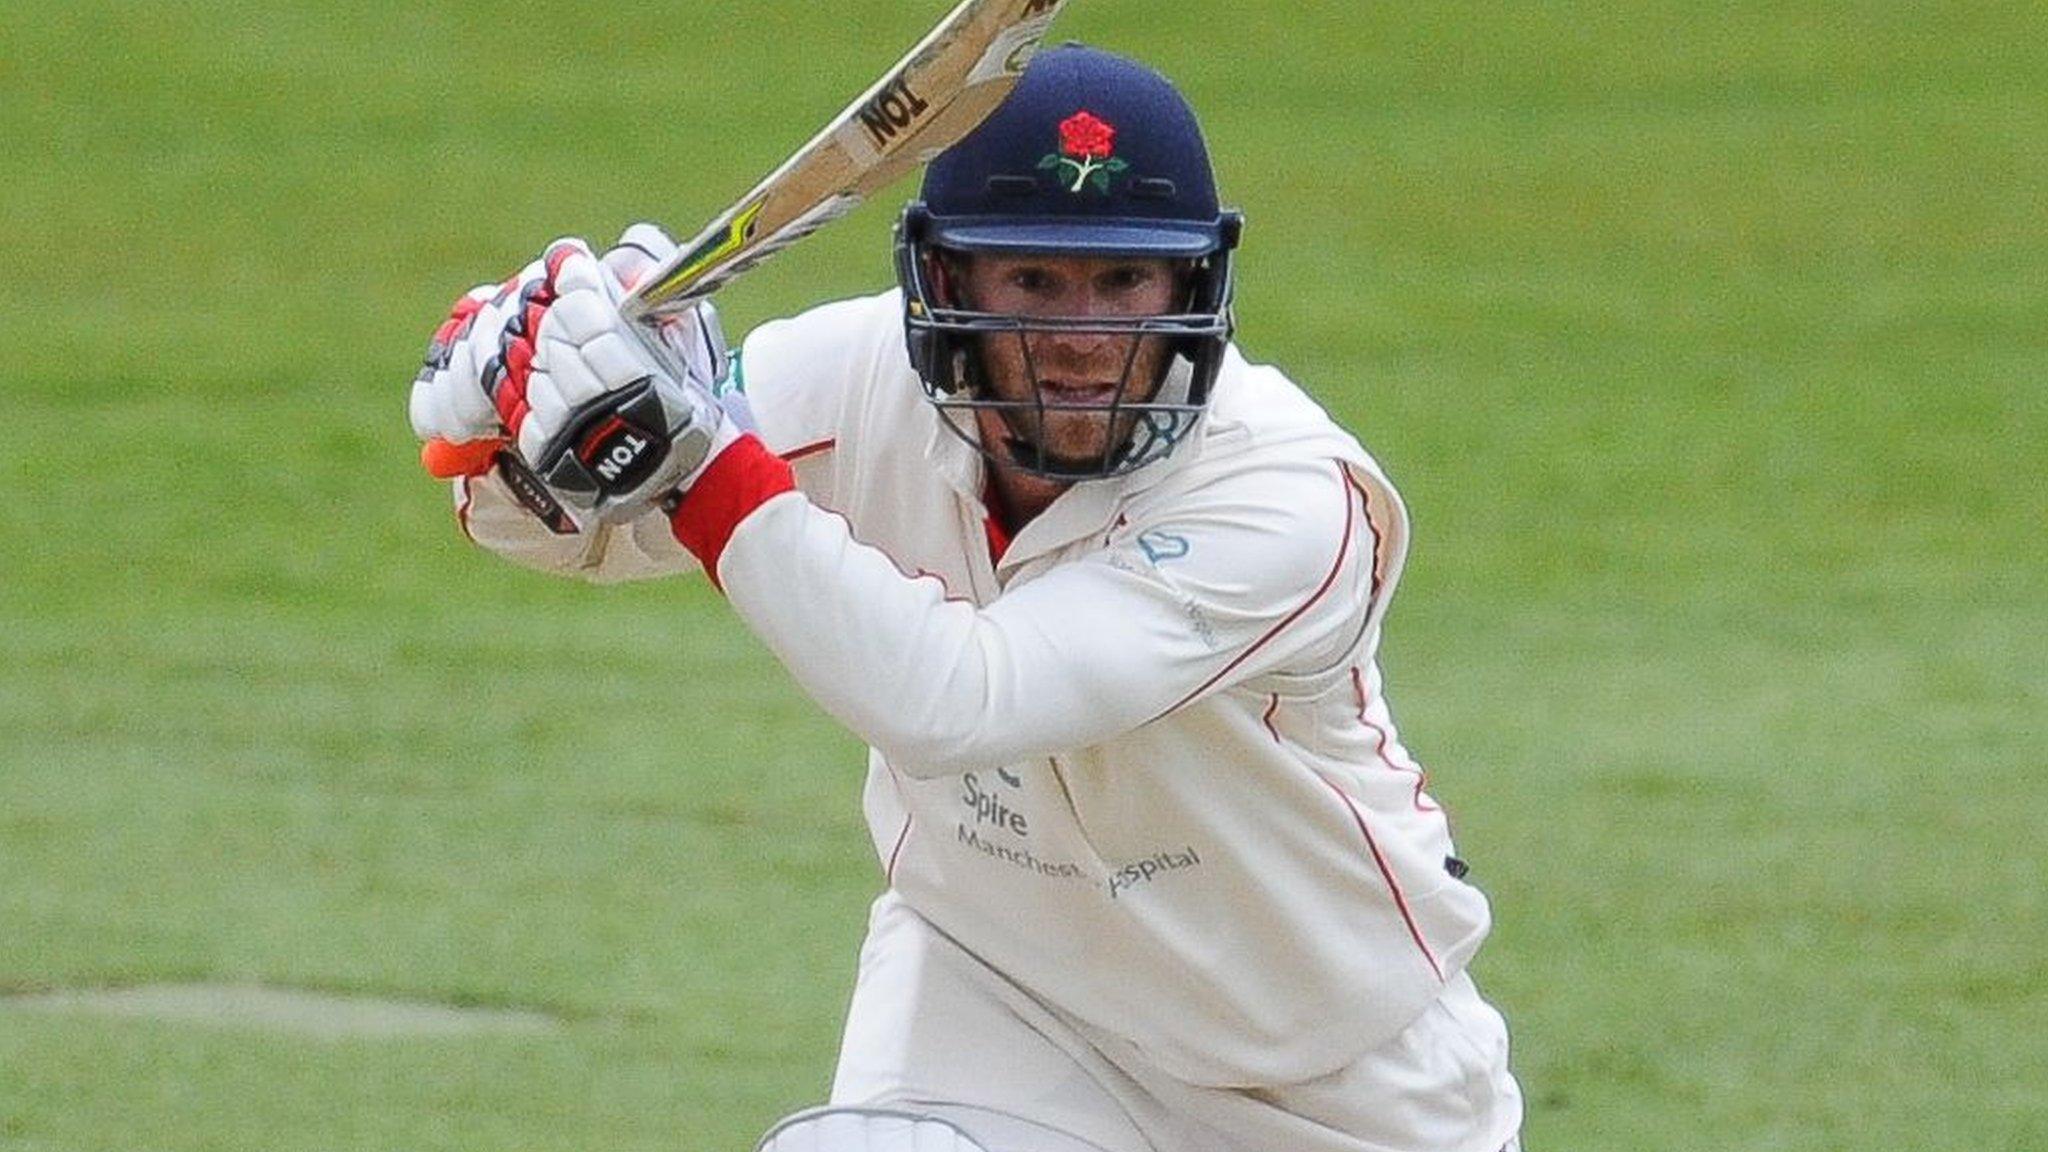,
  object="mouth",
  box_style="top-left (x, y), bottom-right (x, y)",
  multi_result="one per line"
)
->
top-left (1035, 380), bottom-right (1123, 408)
